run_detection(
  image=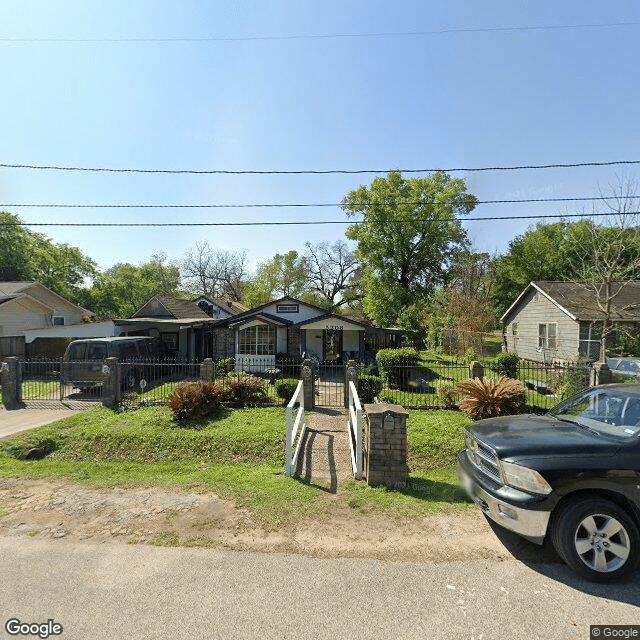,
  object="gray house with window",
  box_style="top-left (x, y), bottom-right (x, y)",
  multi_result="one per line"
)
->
top-left (501, 281), bottom-right (640, 363)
